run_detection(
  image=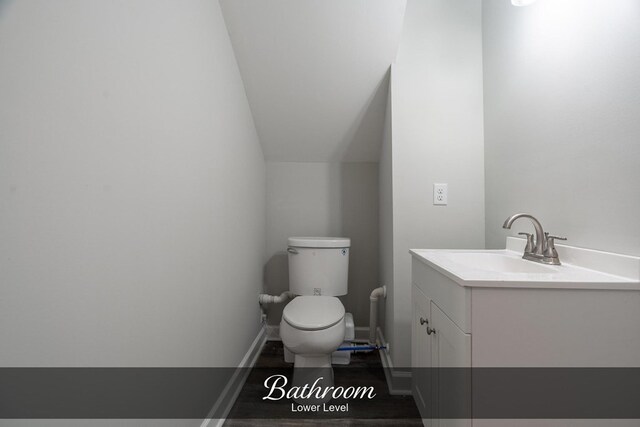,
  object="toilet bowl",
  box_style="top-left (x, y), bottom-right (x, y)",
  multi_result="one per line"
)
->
top-left (280, 295), bottom-right (345, 403)
top-left (280, 295), bottom-right (346, 365)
